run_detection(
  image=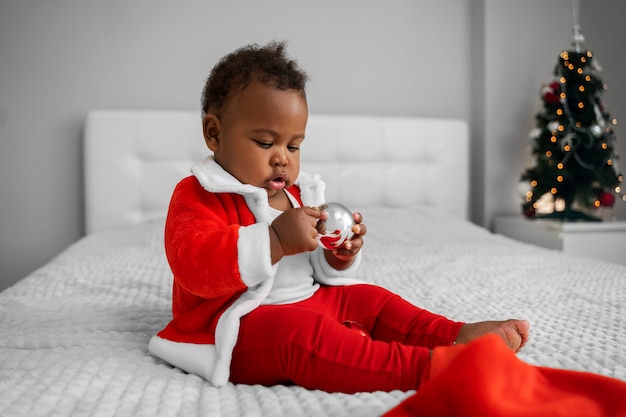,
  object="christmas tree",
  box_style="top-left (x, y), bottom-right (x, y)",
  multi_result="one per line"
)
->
top-left (520, 39), bottom-right (623, 221)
